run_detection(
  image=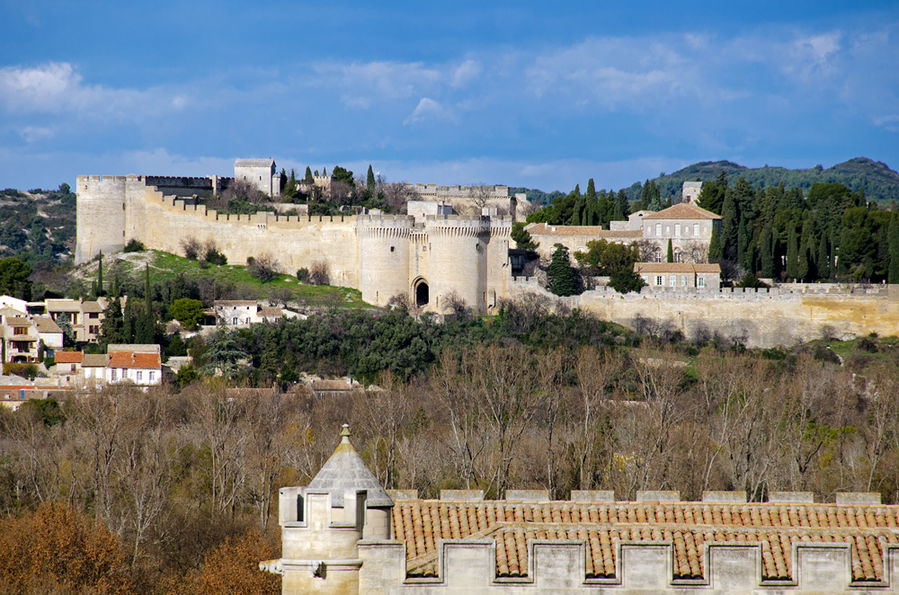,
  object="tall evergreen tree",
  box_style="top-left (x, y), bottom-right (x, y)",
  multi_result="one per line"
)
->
top-left (96, 252), bottom-right (104, 297)
top-left (817, 233), bottom-right (831, 280)
top-left (759, 224), bottom-right (775, 278)
top-left (366, 165), bottom-right (376, 198)
top-left (304, 166), bottom-right (314, 184)
top-left (547, 244), bottom-right (581, 296)
top-left (786, 224), bottom-right (799, 280)
top-left (666, 239), bottom-right (674, 263)
top-left (719, 192), bottom-right (739, 260)
top-left (798, 218), bottom-right (815, 281)
top-left (708, 225), bottom-right (722, 262)
top-left (613, 189), bottom-right (629, 221)
top-left (888, 214), bottom-right (899, 284)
